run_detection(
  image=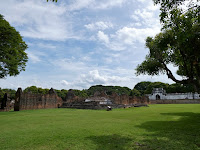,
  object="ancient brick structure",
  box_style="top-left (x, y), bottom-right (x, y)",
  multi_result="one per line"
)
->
top-left (63, 90), bottom-right (149, 109)
top-left (64, 89), bottom-right (85, 103)
top-left (0, 88), bottom-right (148, 111)
top-left (14, 88), bottom-right (63, 111)
top-left (0, 93), bottom-right (14, 111)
